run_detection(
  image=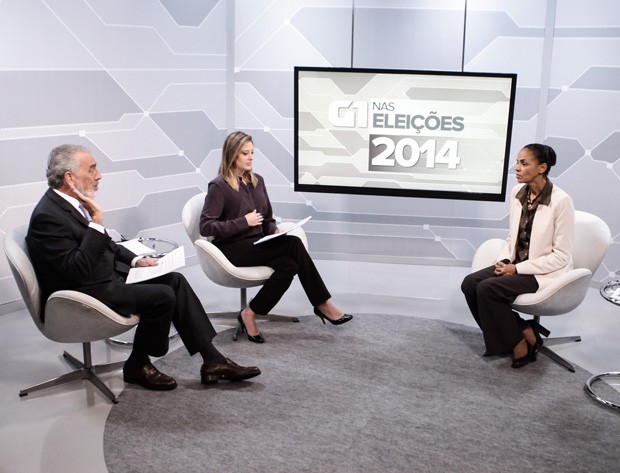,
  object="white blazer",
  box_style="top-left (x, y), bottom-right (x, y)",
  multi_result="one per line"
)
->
top-left (497, 183), bottom-right (575, 290)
